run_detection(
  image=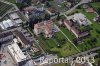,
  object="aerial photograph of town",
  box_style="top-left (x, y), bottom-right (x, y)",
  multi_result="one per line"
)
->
top-left (0, 0), bottom-right (100, 66)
